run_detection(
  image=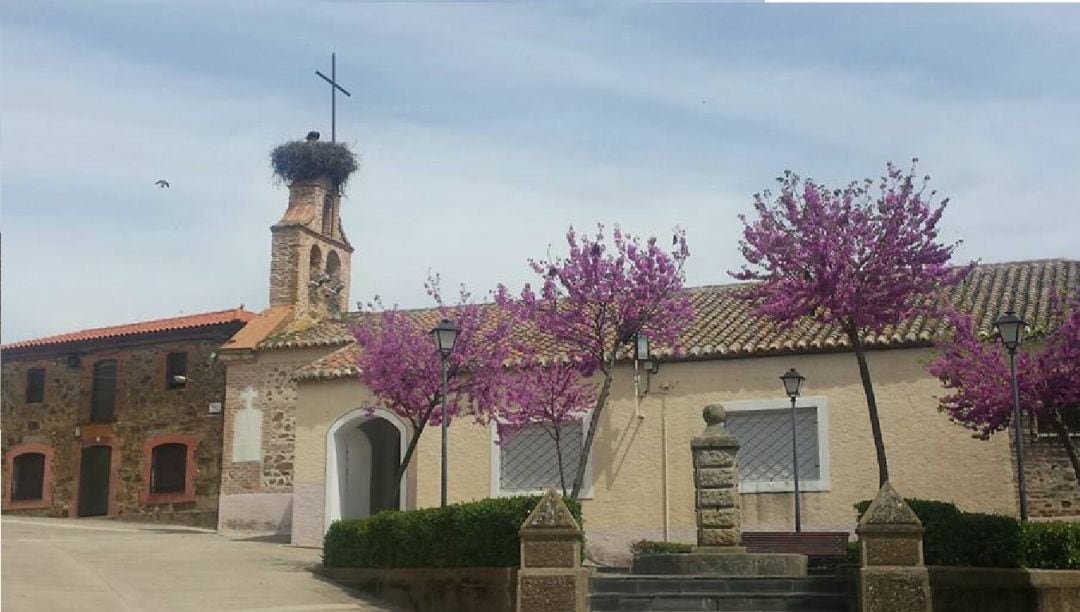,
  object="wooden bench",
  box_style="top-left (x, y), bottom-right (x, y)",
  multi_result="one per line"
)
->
top-left (742, 531), bottom-right (851, 570)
